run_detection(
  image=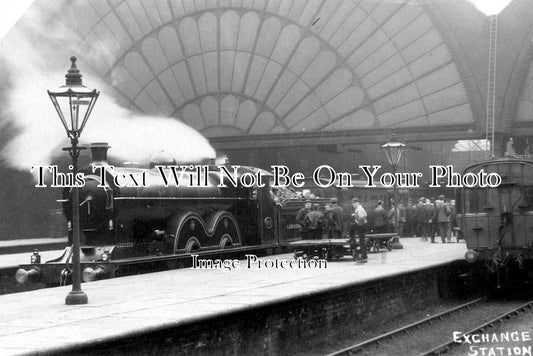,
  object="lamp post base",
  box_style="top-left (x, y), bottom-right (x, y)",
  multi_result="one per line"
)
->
top-left (65, 290), bottom-right (88, 305)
